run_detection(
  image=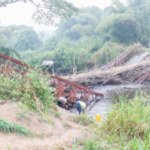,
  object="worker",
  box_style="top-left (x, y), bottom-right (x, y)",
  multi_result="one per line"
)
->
top-left (57, 96), bottom-right (67, 108)
top-left (75, 101), bottom-right (86, 114)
